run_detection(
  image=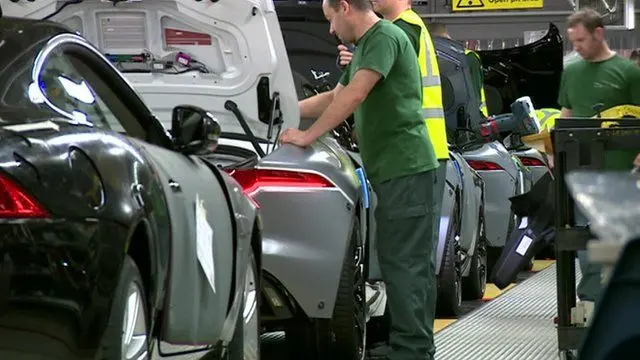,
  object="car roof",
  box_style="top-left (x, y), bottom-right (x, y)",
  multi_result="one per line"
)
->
top-left (0, 16), bottom-right (71, 63)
